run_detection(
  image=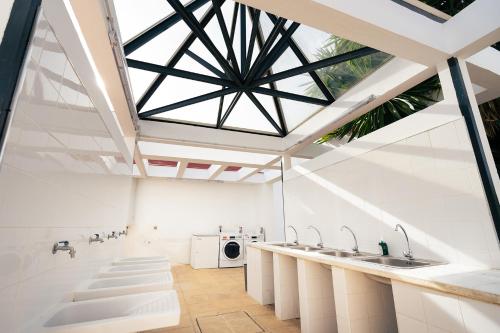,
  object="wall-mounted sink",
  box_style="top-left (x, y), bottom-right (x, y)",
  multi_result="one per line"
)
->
top-left (112, 259), bottom-right (169, 266)
top-left (289, 245), bottom-right (327, 252)
top-left (319, 249), bottom-right (375, 258)
top-left (36, 291), bottom-right (180, 333)
top-left (357, 256), bottom-right (444, 269)
top-left (97, 263), bottom-right (171, 278)
top-left (118, 256), bottom-right (166, 262)
top-left (74, 272), bottom-right (174, 301)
